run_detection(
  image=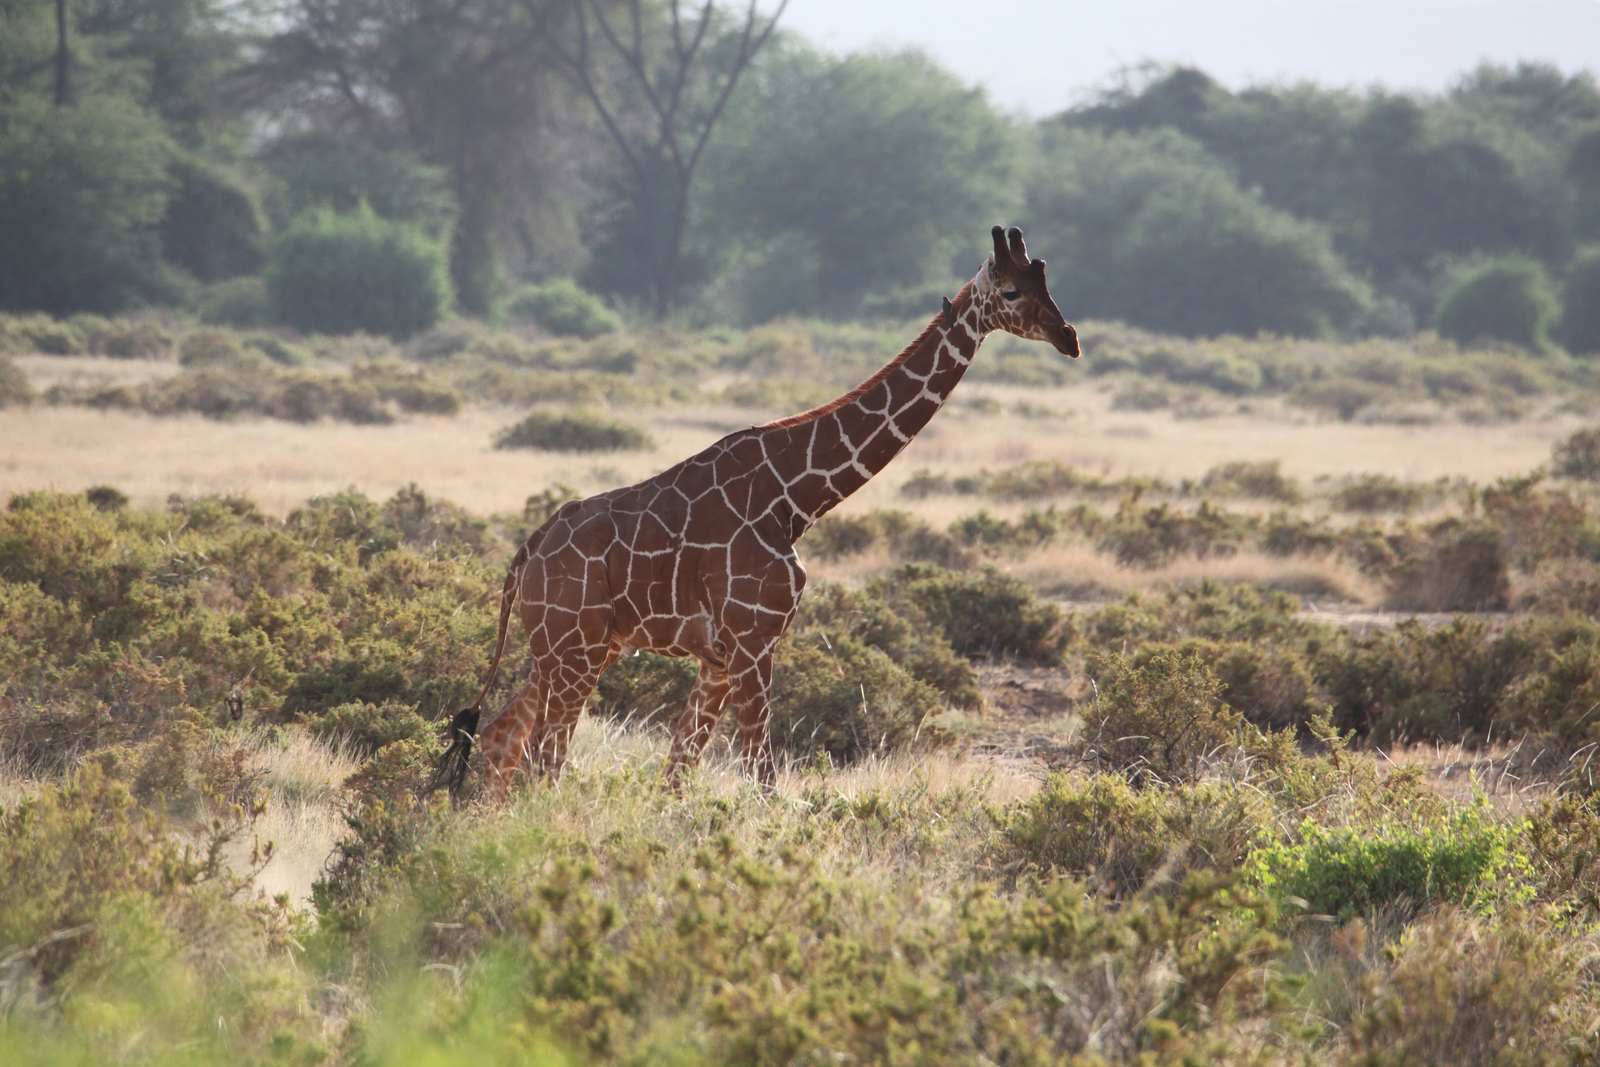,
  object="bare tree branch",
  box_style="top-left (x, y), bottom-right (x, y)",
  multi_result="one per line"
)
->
top-left (527, 0), bottom-right (787, 316)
